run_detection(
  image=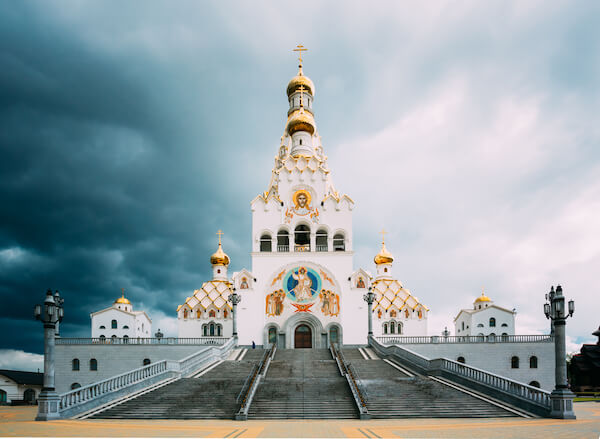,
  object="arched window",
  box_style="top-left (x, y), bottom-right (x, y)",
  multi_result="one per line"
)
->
top-left (111, 335), bottom-right (117, 342)
top-left (530, 356), bottom-right (538, 368)
top-left (72, 359), bottom-right (80, 371)
top-left (477, 323), bottom-right (484, 327)
top-left (511, 356), bottom-right (519, 369)
top-left (89, 358), bottom-right (98, 371)
top-left (24, 388), bottom-right (36, 403)
top-left (501, 323), bottom-right (508, 327)
top-left (217, 325), bottom-right (222, 336)
top-left (0, 389), bottom-right (6, 403)
top-left (260, 233), bottom-right (272, 252)
top-left (390, 321), bottom-right (396, 334)
top-left (99, 335), bottom-right (105, 342)
top-left (123, 335), bottom-right (129, 343)
top-left (209, 323), bottom-right (215, 336)
top-left (316, 229), bottom-right (328, 251)
top-left (277, 230), bottom-right (289, 252)
top-left (203, 325), bottom-right (208, 336)
top-left (143, 358), bottom-right (151, 366)
top-left (123, 325), bottom-right (129, 329)
top-left (330, 326), bottom-right (339, 343)
top-left (457, 356), bottom-right (466, 364)
top-left (99, 325), bottom-right (105, 329)
top-left (209, 310), bottom-right (216, 318)
top-left (111, 319), bottom-right (117, 329)
top-left (294, 225), bottom-right (310, 251)
top-left (333, 233), bottom-right (345, 251)
top-left (70, 383), bottom-right (81, 390)
top-left (268, 327), bottom-right (277, 344)
top-left (489, 317), bottom-right (496, 327)
top-left (383, 323), bottom-right (388, 334)
top-left (529, 381), bottom-right (540, 388)
top-left (461, 321), bottom-right (465, 330)
top-left (396, 321), bottom-right (403, 335)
